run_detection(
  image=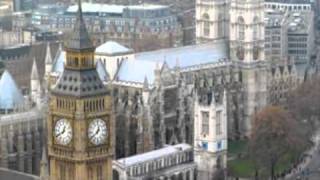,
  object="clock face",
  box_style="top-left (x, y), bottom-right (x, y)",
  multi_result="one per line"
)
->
top-left (88, 119), bottom-right (107, 145)
top-left (54, 119), bottom-right (72, 145)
